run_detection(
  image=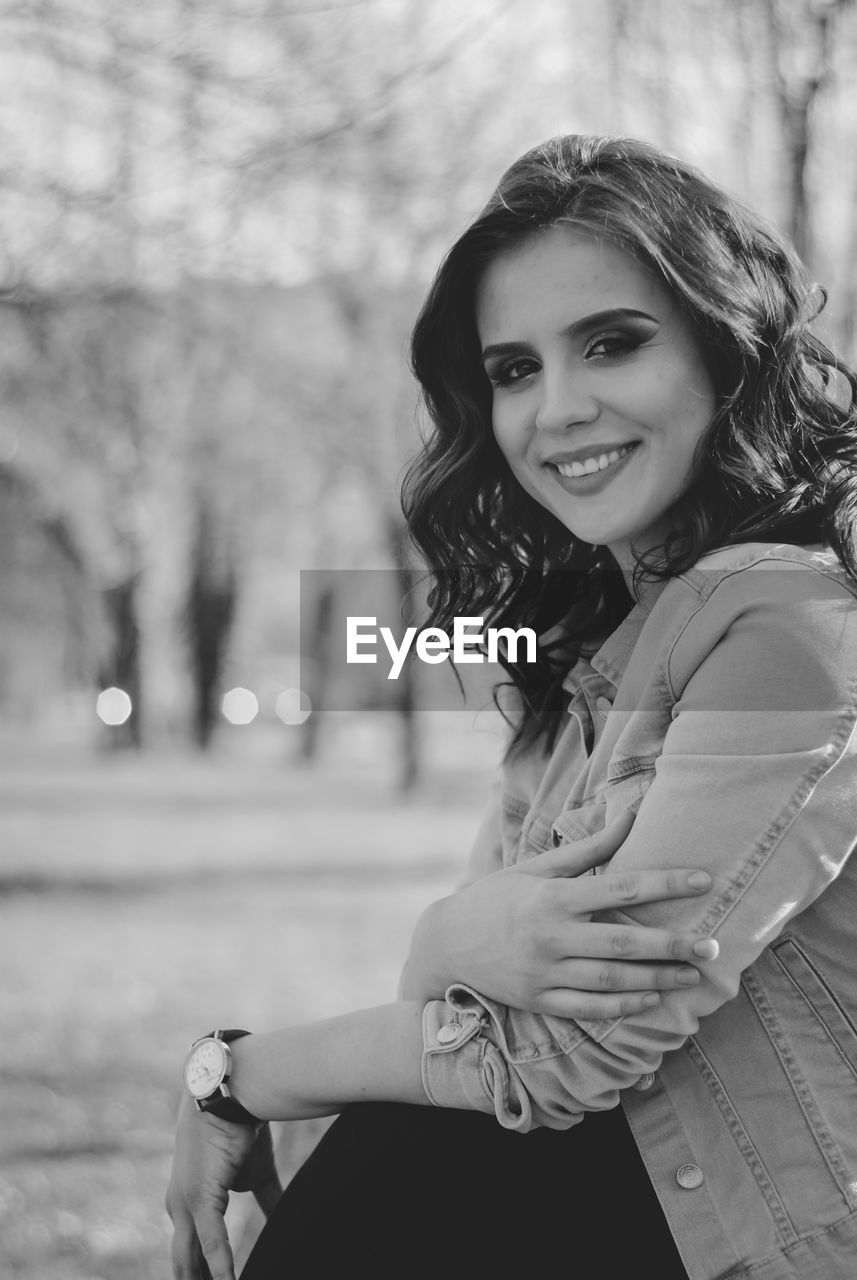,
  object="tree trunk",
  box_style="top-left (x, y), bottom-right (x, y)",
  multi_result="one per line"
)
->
top-left (187, 502), bottom-right (237, 749)
top-left (386, 514), bottom-right (420, 793)
top-left (299, 580), bottom-right (334, 764)
top-left (761, 0), bottom-right (841, 264)
top-left (99, 574), bottom-right (142, 748)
